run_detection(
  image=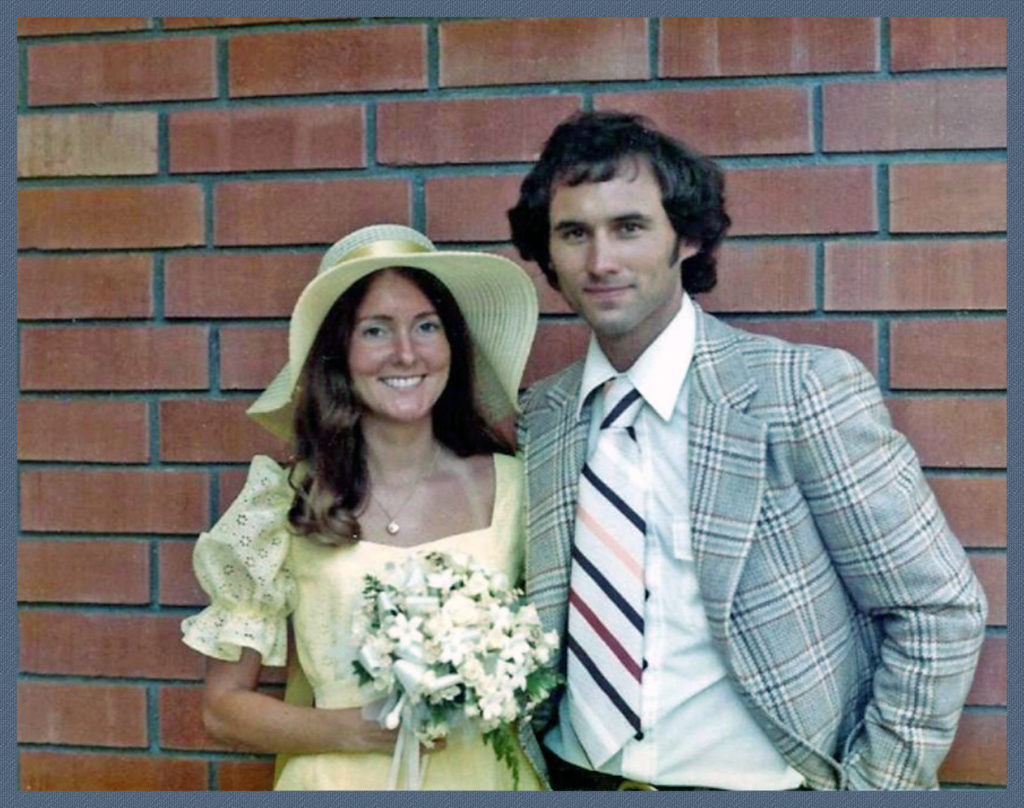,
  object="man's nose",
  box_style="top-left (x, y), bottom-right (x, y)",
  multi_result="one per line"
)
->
top-left (587, 232), bottom-right (617, 275)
